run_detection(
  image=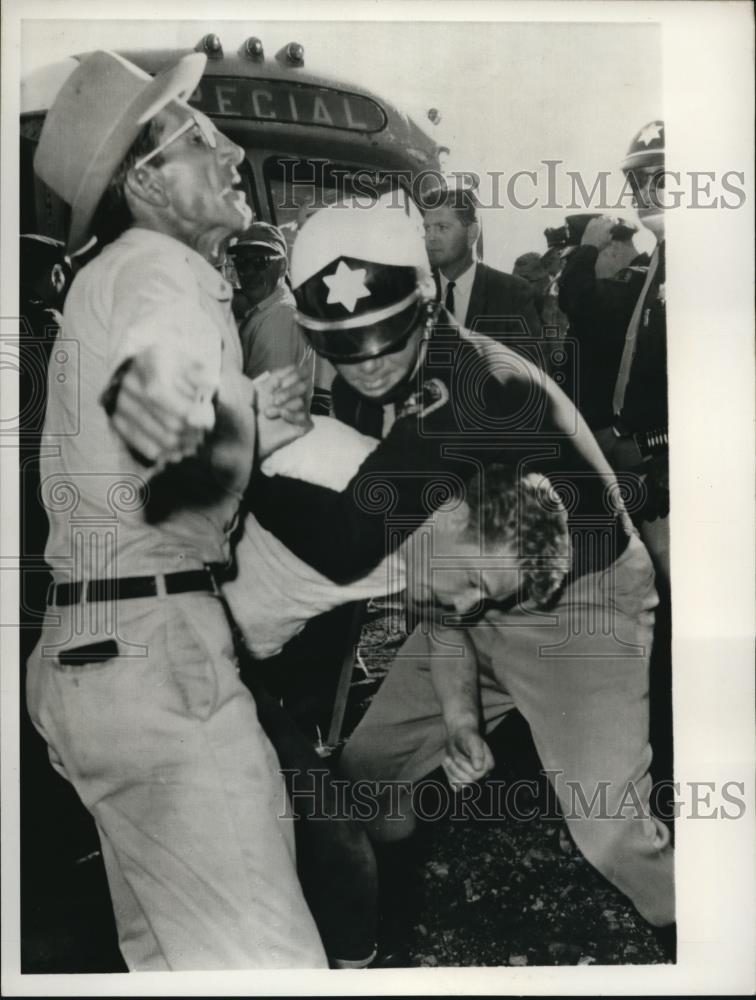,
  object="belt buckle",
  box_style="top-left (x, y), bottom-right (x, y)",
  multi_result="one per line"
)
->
top-left (205, 563), bottom-right (225, 596)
